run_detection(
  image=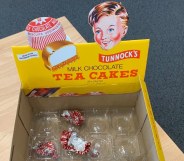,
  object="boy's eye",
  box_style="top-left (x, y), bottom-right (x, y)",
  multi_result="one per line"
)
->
top-left (95, 30), bottom-right (101, 34)
top-left (108, 28), bottom-right (114, 33)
